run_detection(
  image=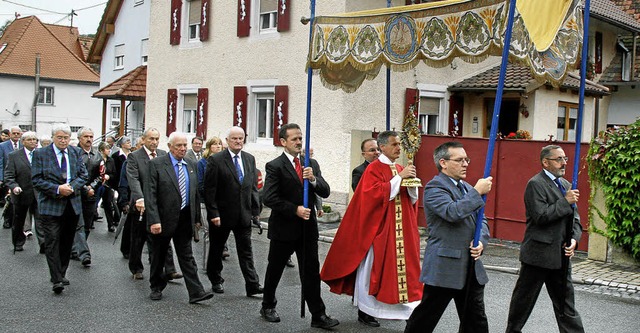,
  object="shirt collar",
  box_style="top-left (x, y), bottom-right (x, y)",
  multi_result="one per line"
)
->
top-left (227, 148), bottom-right (242, 159)
top-left (283, 151), bottom-right (299, 164)
top-left (378, 154), bottom-right (393, 165)
top-left (143, 146), bottom-right (155, 158)
top-left (543, 169), bottom-right (558, 181)
top-left (169, 153), bottom-right (183, 166)
top-left (53, 145), bottom-right (66, 155)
